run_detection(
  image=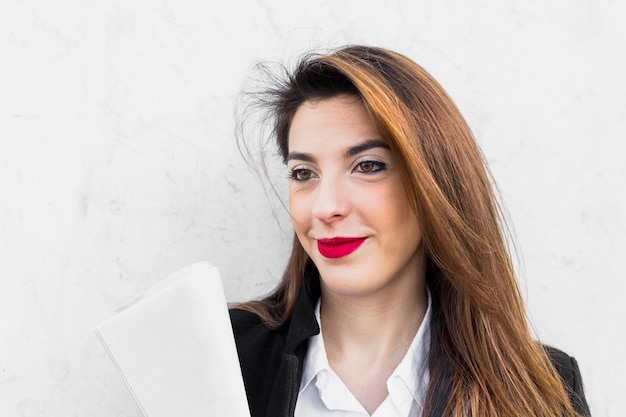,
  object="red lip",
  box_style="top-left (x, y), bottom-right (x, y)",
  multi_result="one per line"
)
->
top-left (317, 237), bottom-right (366, 259)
